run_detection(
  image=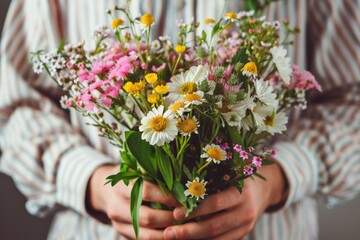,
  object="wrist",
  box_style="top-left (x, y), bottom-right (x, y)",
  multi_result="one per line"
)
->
top-left (258, 162), bottom-right (289, 211)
